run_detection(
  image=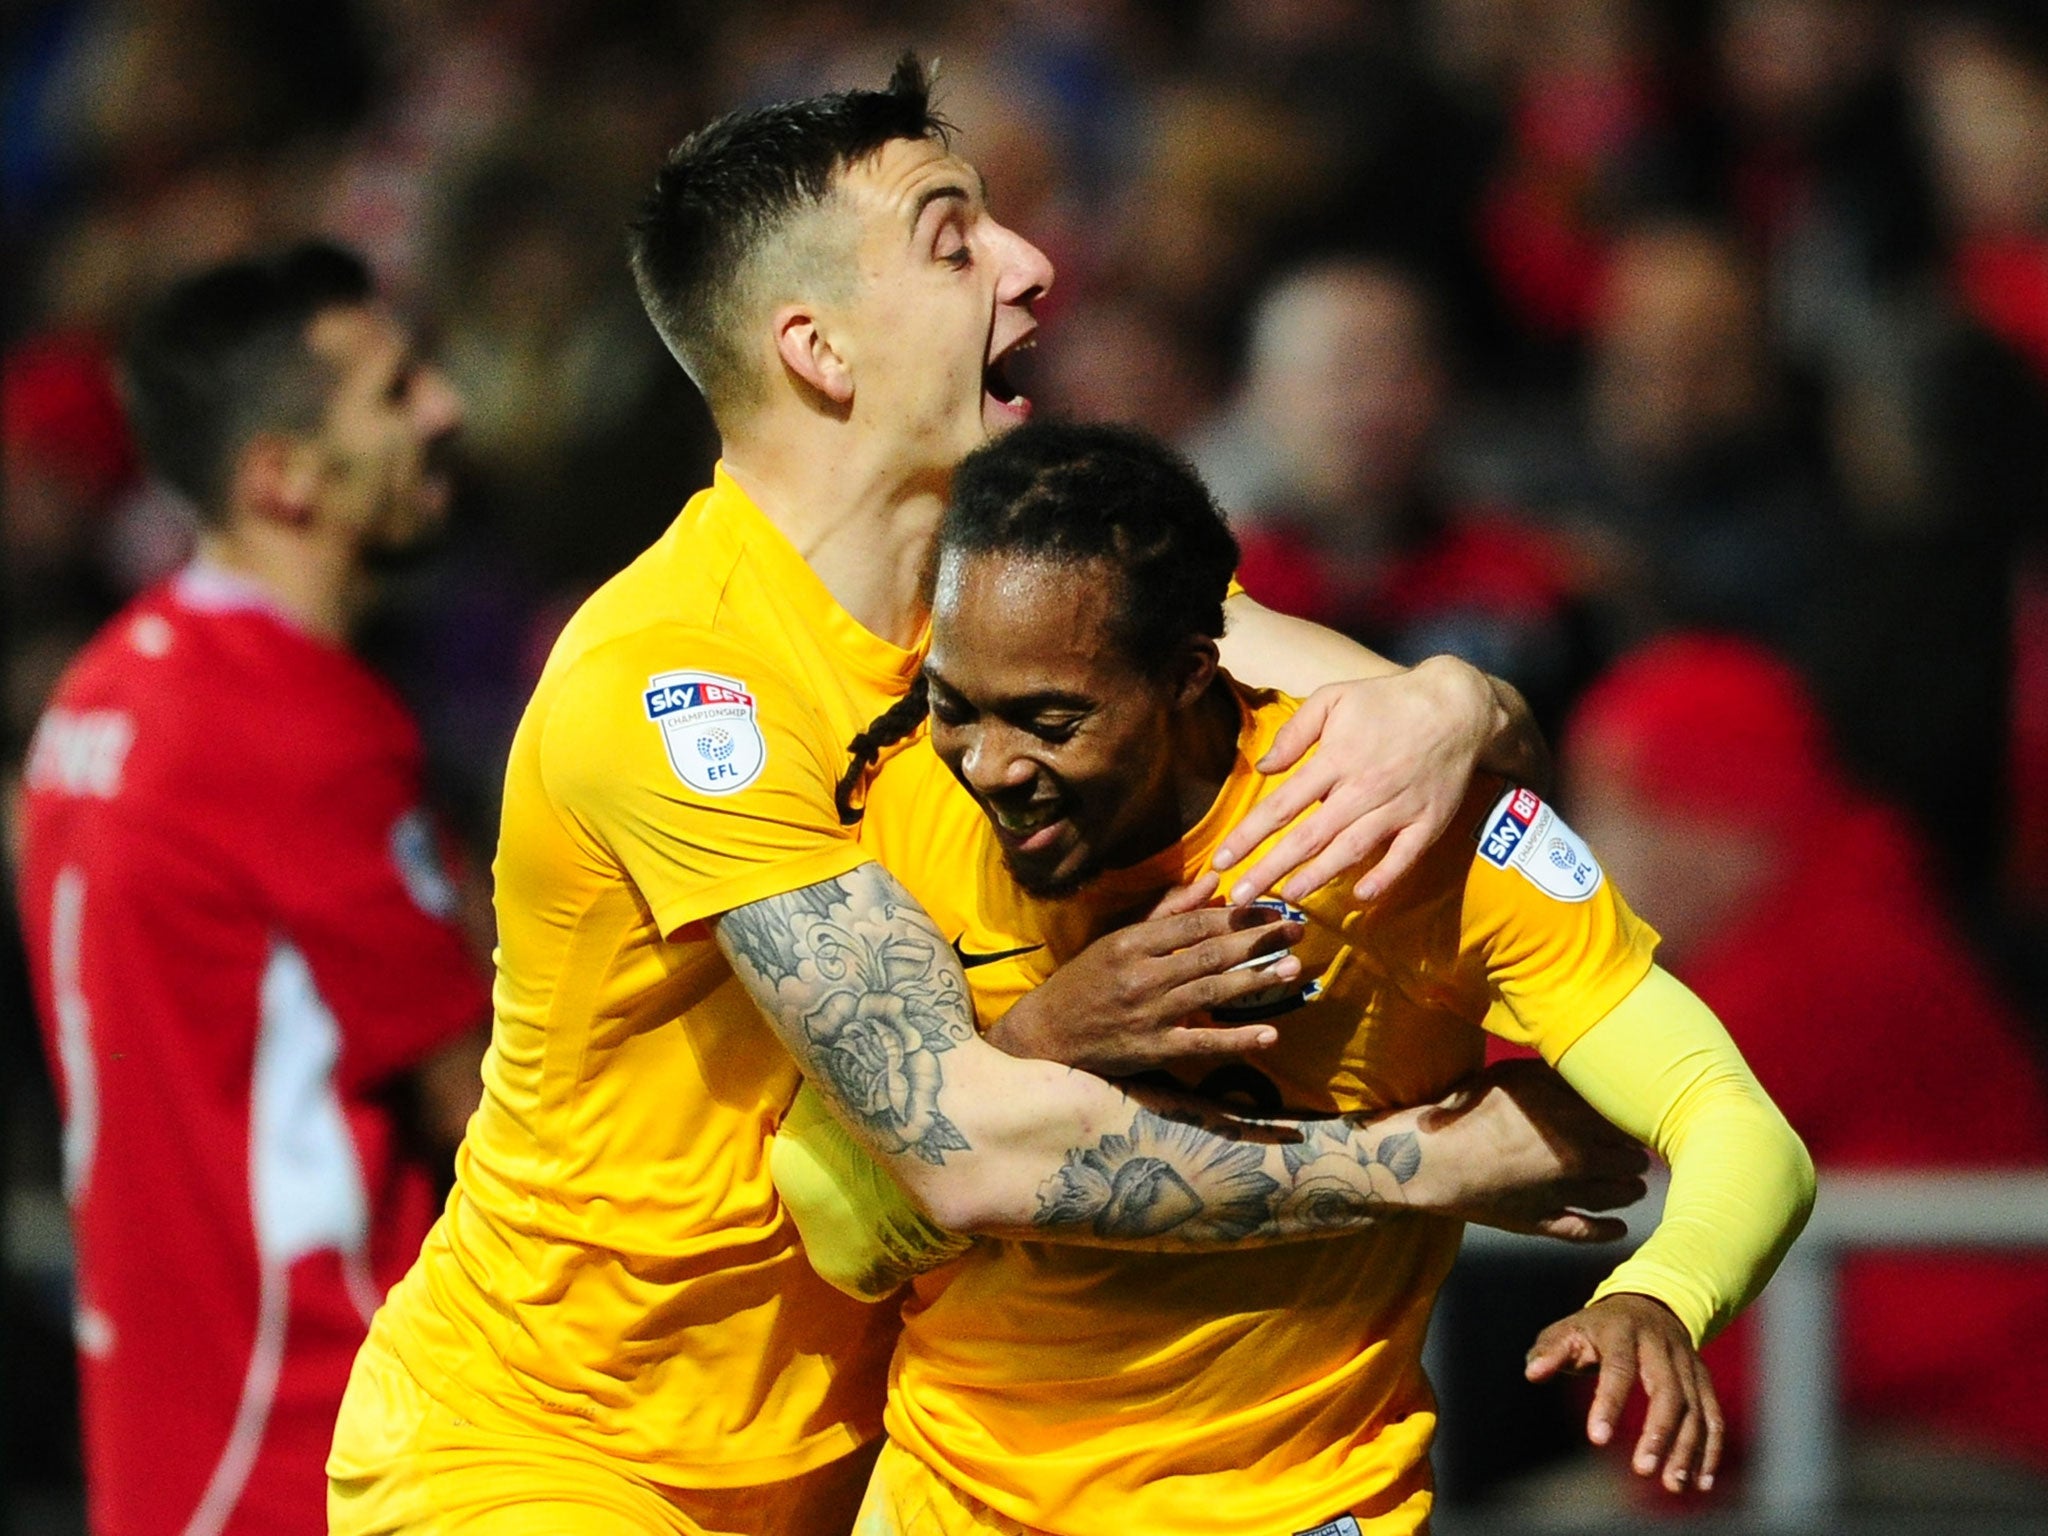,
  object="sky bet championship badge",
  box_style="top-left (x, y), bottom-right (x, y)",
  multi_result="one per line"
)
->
top-left (645, 670), bottom-right (765, 794)
top-left (1211, 896), bottom-right (1323, 1022)
top-left (1478, 785), bottom-right (1603, 901)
